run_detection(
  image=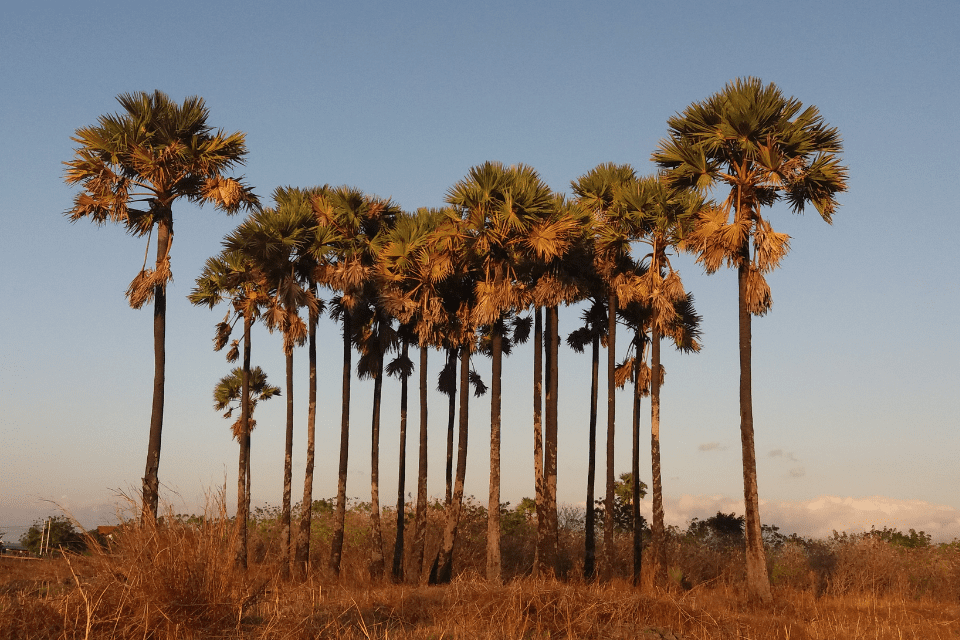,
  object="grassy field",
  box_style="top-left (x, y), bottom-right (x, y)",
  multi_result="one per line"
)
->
top-left (2, 498), bottom-right (958, 639)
